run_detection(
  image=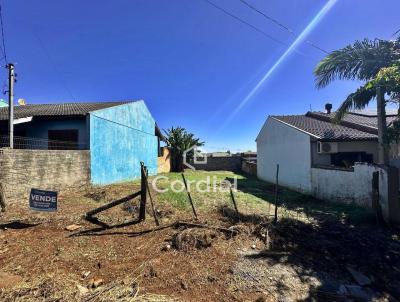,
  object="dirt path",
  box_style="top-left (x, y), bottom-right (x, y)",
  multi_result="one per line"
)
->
top-left (0, 183), bottom-right (399, 301)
